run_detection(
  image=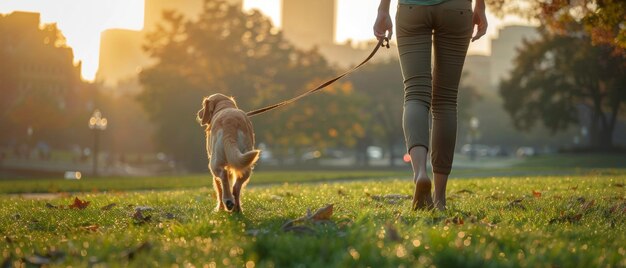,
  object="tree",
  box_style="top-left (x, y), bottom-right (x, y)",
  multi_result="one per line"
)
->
top-left (139, 1), bottom-right (366, 170)
top-left (347, 59), bottom-right (404, 166)
top-left (347, 60), bottom-right (481, 166)
top-left (500, 27), bottom-right (626, 149)
top-left (486, 0), bottom-right (626, 56)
